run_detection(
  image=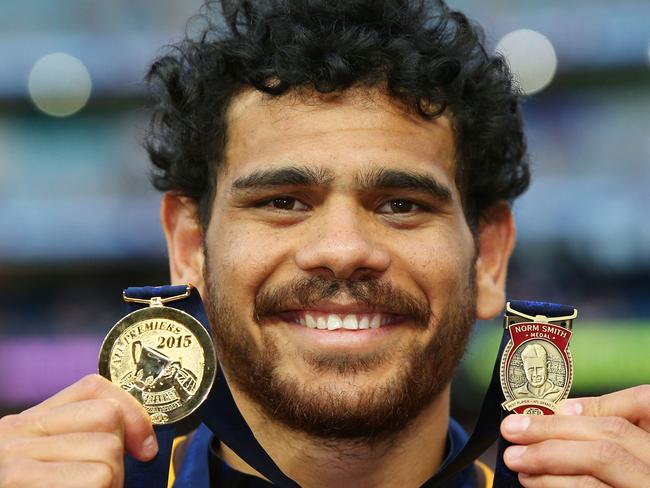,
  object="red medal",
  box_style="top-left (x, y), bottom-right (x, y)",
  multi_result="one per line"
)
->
top-left (500, 303), bottom-right (576, 415)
